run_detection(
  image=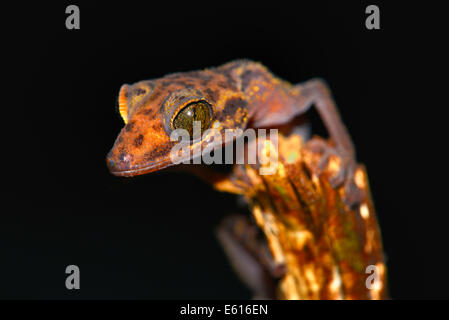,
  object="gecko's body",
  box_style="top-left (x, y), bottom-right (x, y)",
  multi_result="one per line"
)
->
top-left (107, 59), bottom-right (361, 206)
top-left (106, 60), bottom-right (370, 298)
